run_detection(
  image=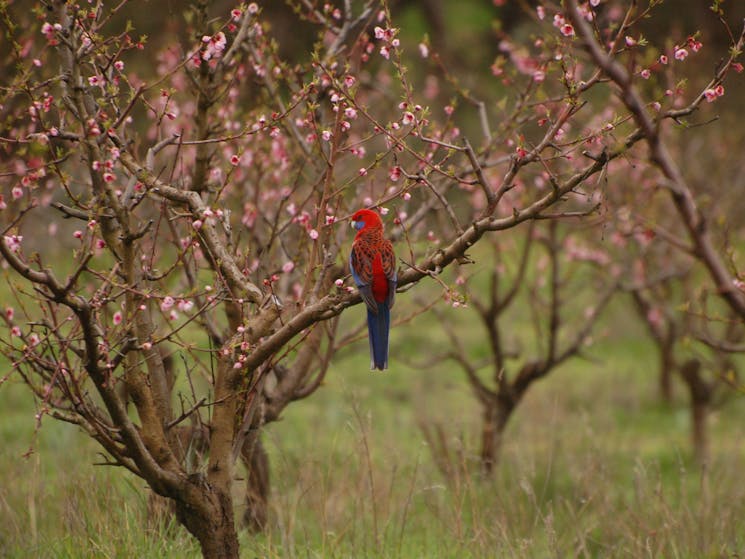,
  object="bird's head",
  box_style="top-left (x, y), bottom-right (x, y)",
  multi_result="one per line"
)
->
top-left (350, 208), bottom-right (383, 232)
